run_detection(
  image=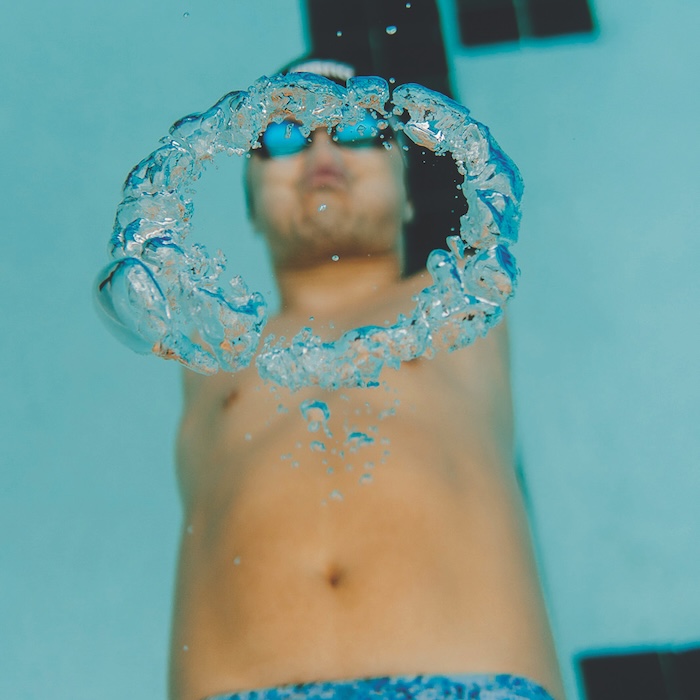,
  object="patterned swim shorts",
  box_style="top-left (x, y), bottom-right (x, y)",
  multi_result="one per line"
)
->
top-left (205, 673), bottom-right (555, 699)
